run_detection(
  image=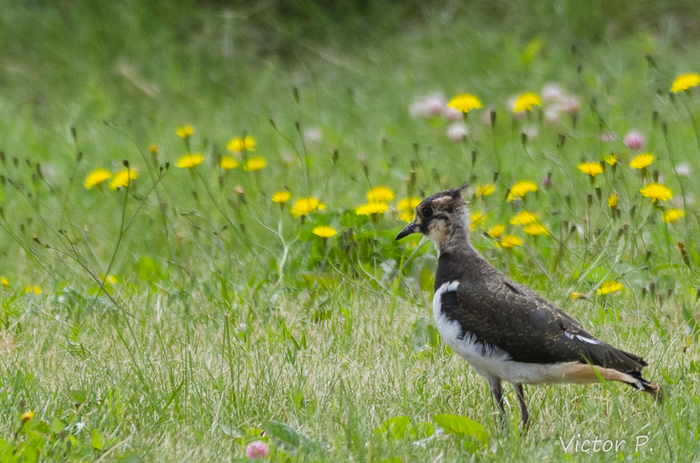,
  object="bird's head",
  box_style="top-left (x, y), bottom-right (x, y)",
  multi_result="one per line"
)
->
top-left (395, 183), bottom-right (470, 253)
